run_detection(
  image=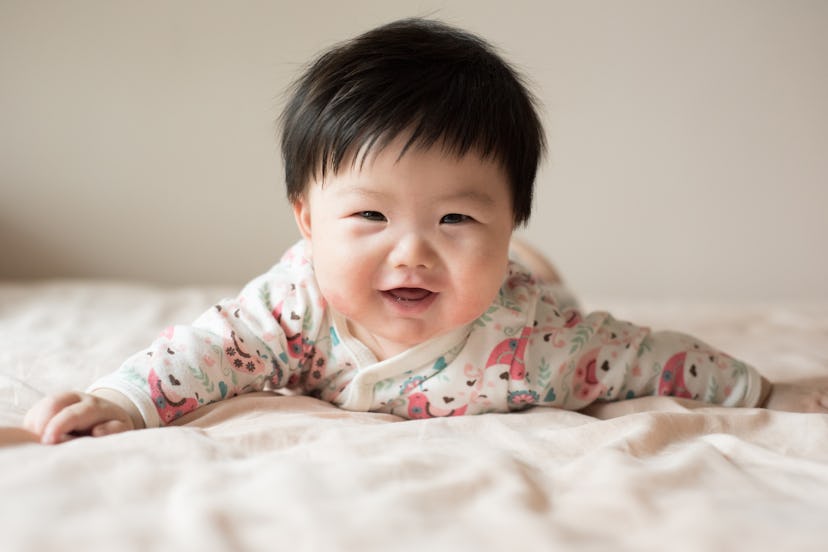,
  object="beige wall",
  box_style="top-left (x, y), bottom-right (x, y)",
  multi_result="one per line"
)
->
top-left (2, 0), bottom-right (826, 301)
